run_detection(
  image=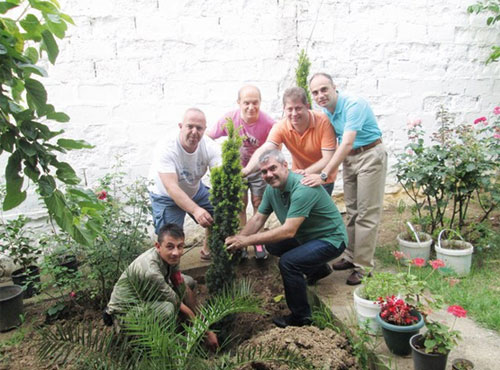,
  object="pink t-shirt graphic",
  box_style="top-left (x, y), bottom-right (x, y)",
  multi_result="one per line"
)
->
top-left (208, 110), bottom-right (275, 166)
